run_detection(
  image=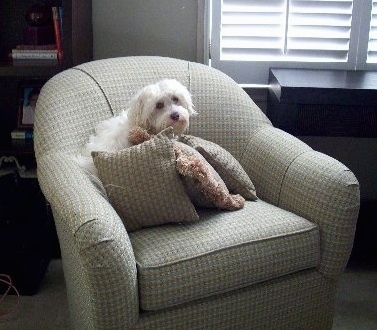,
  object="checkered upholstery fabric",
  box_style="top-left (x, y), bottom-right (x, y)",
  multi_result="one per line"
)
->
top-left (130, 200), bottom-right (319, 311)
top-left (134, 270), bottom-right (337, 330)
top-left (34, 56), bottom-right (360, 329)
